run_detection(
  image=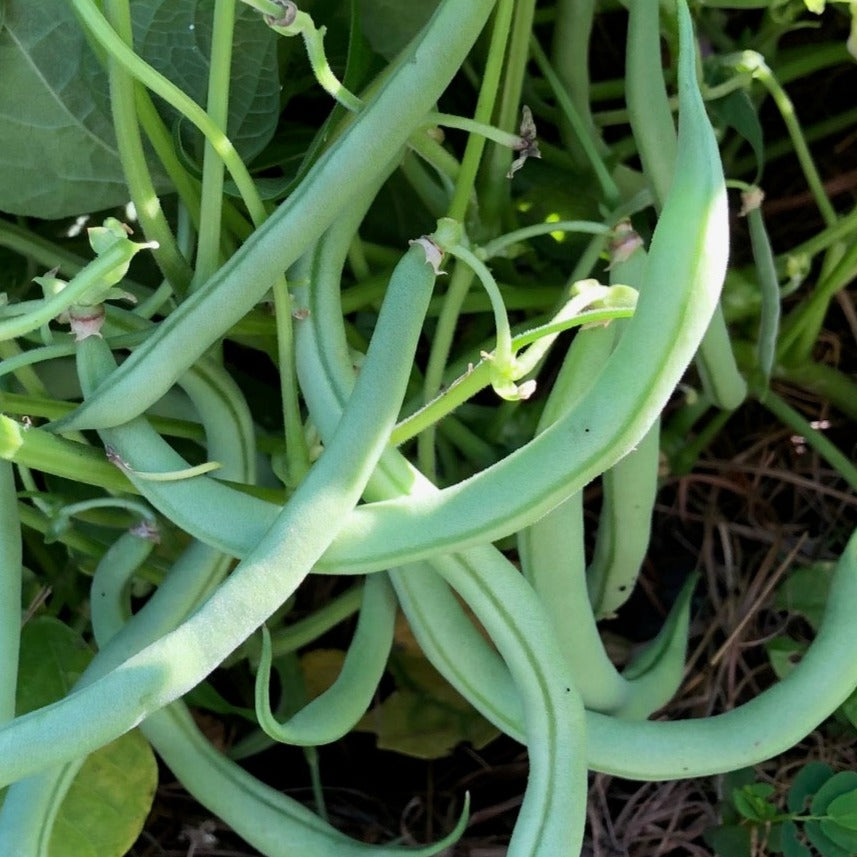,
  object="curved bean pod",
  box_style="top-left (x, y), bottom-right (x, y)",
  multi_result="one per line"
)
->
top-left (586, 423), bottom-right (660, 619)
top-left (390, 565), bottom-right (526, 743)
top-left (87, 537), bottom-right (467, 857)
top-left (0, 239), bottom-right (439, 787)
top-left (297, 217), bottom-right (586, 857)
top-left (611, 571), bottom-right (696, 720)
top-left (0, 529), bottom-right (156, 857)
top-left (626, 0), bottom-right (746, 412)
top-left (255, 573), bottom-right (397, 746)
top-left (75, 336), bottom-right (278, 557)
top-left (588, 530), bottom-right (857, 778)
top-left (51, 0), bottom-right (498, 432)
top-left (315, 0), bottom-right (730, 574)
top-left (391, 531), bottom-right (857, 779)
top-left (143, 704), bottom-right (469, 857)
top-left (517, 325), bottom-right (628, 712)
